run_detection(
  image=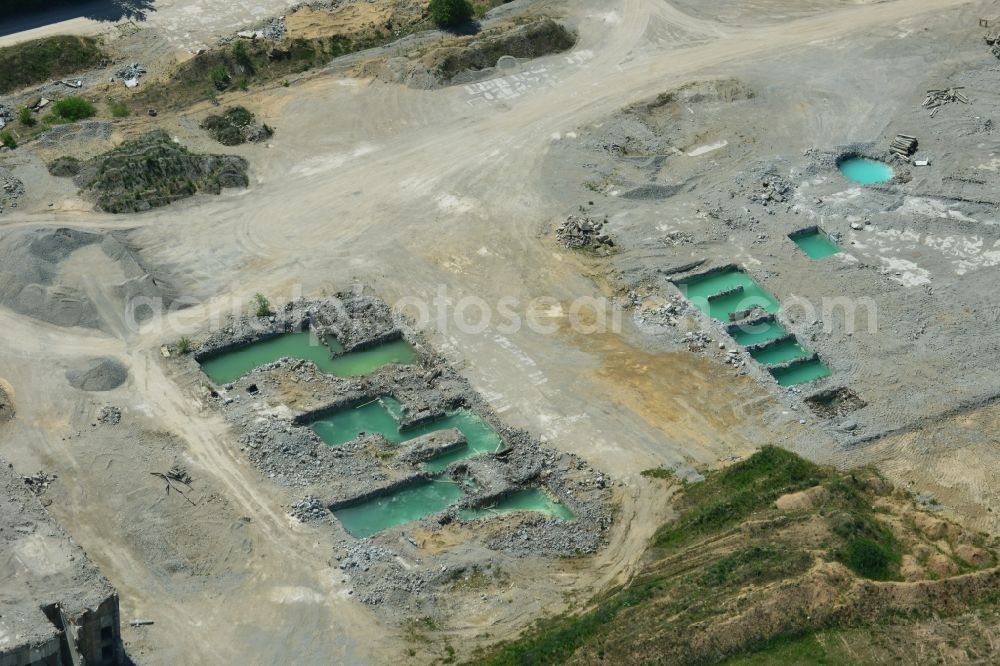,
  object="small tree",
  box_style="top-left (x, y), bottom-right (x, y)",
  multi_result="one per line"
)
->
top-left (429, 0), bottom-right (473, 27)
top-left (177, 336), bottom-right (192, 354)
top-left (233, 40), bottom-right (255, 74)
top-left (254, 293), bottom-right (273, 317)
top-left (17, 106), bottom-right (35, 127)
